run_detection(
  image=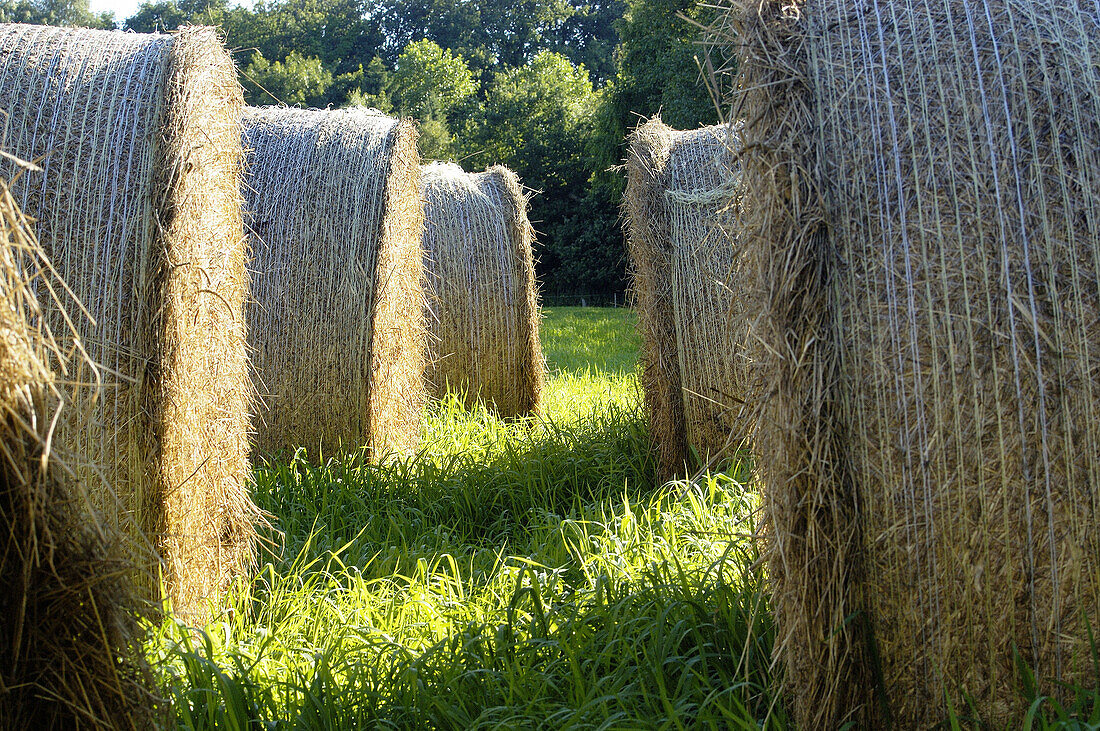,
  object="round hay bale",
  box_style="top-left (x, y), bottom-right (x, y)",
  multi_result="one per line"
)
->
top-left (420, 162), bottom-right (543, 417)
top-left (0, 23), bottom-right (258, 624)
top-left (244, 106), bottom-right (426, 459)
top-left (623, 118), bottom-right (746, 476)
top-left (0, 176), bottom-right (159, 728)
top-left (725, 1), bottom-right (1100, 726)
